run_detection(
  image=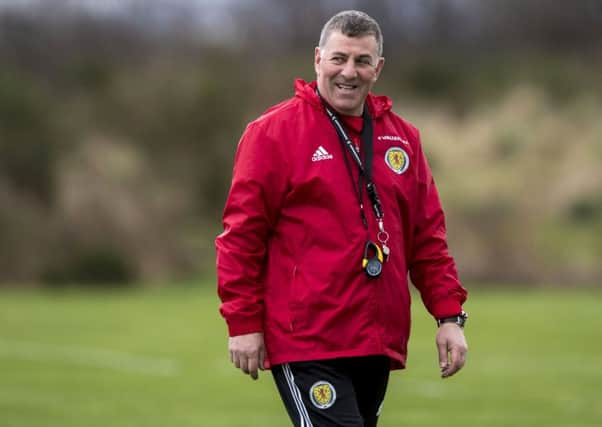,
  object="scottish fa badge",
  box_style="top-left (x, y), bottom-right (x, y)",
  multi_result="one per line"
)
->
top-left (385, 147), bottom-right (409, 174)
top-left (309, 381), bottom-right (336, 409)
